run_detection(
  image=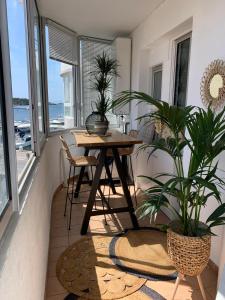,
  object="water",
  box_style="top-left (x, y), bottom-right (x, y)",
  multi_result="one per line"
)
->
top-left (13, 103), bottom-right (64, 122)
